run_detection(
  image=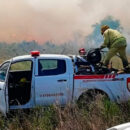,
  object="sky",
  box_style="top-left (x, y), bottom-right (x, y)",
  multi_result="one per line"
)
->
top-left (0, 0), bottom-right (130, 44)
